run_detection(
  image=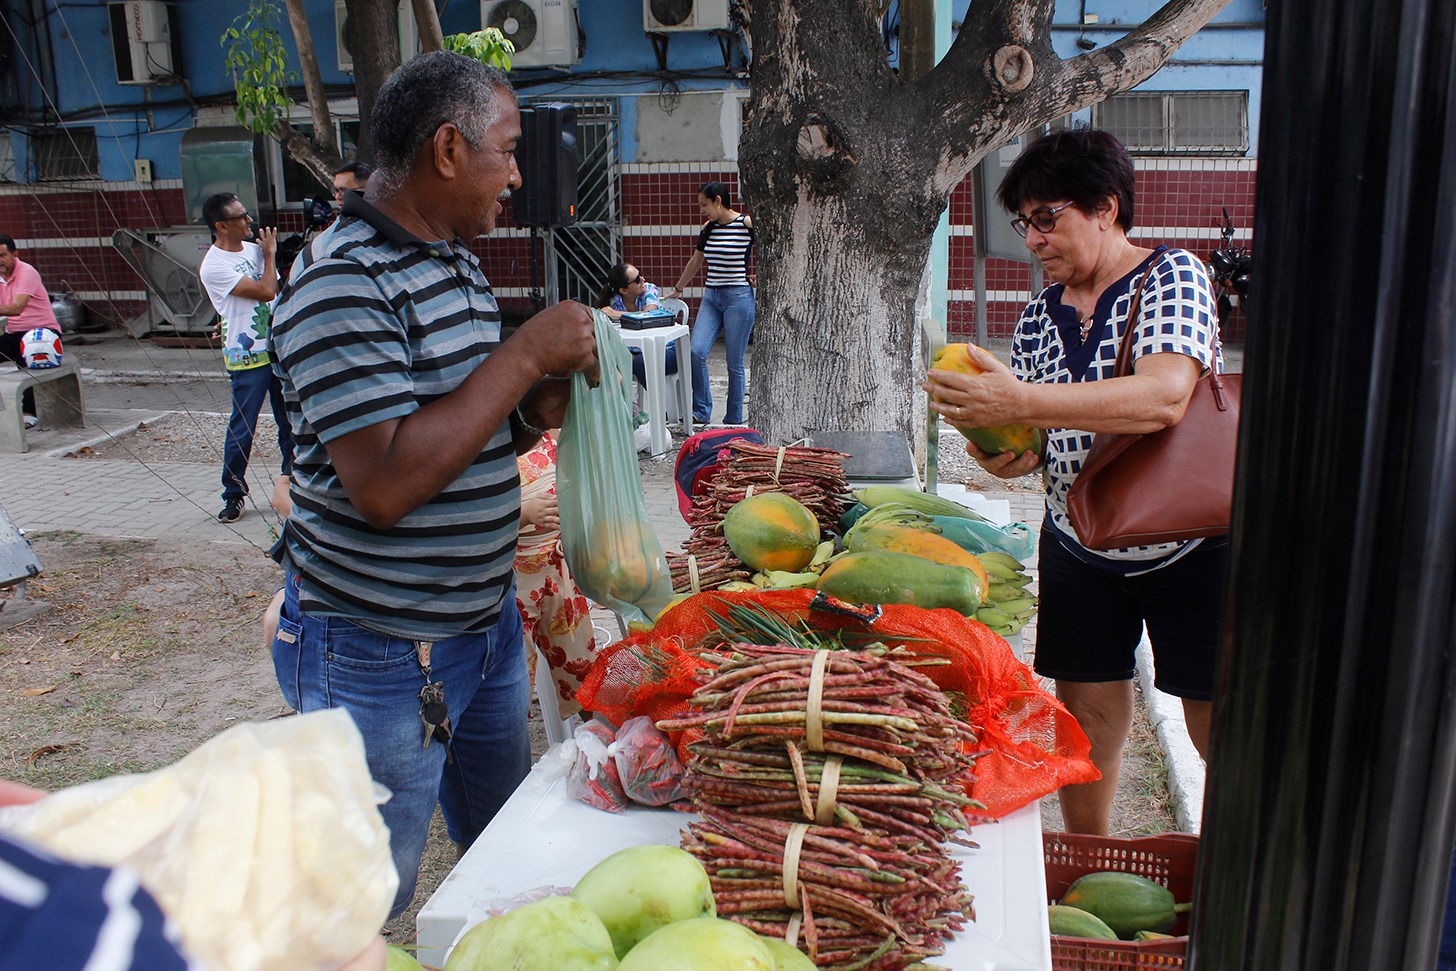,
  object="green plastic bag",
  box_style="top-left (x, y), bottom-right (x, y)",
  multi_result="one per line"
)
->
top-left (556, 310), bottom-right (675, 627)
